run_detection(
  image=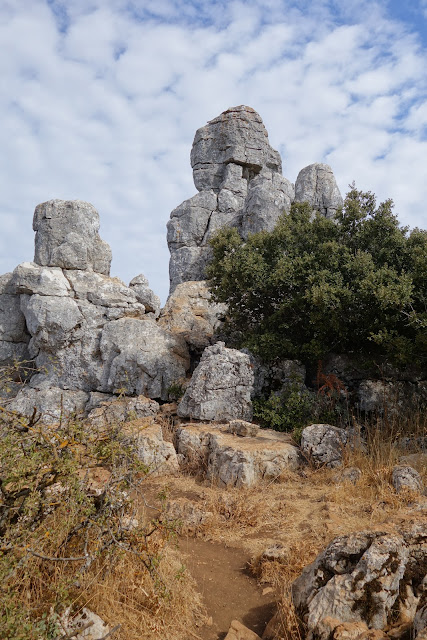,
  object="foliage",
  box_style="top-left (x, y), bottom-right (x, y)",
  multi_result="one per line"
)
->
top-left (0, 394), bottom-right (176, 639)
top-left (253, 365), bottom-right (350, 437)
top-left (207, 185), bottom-right (427, 369)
